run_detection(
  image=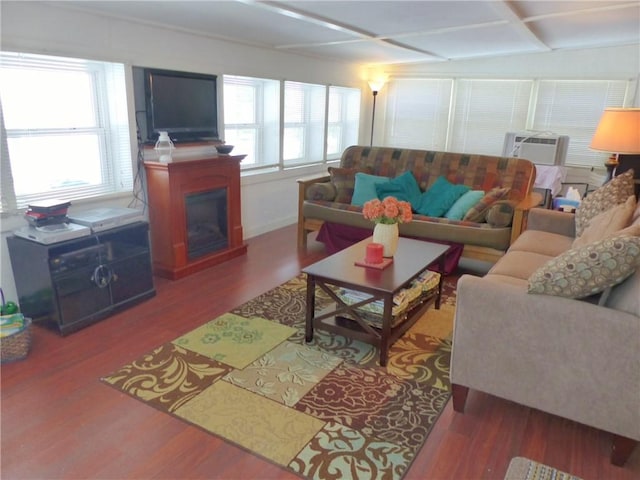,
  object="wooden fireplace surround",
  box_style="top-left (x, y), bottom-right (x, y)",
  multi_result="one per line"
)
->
top-left (144, 154), bottom-right (247, 280)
